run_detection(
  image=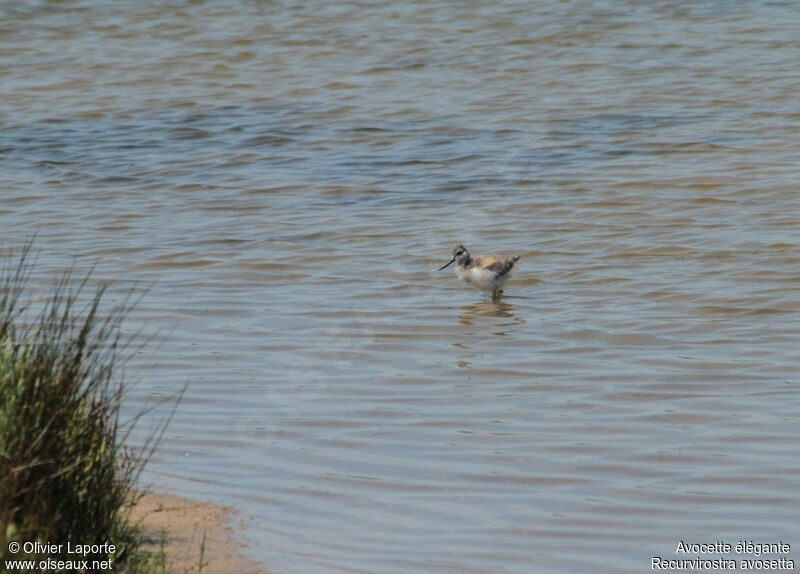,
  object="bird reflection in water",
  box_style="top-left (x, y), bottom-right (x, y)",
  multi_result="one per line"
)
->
top-left (458, 299), bottom-right (523, 329)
